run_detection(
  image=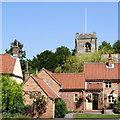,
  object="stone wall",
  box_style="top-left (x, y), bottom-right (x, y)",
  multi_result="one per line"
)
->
top-left (75, 32), bottom-right (98, 54)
